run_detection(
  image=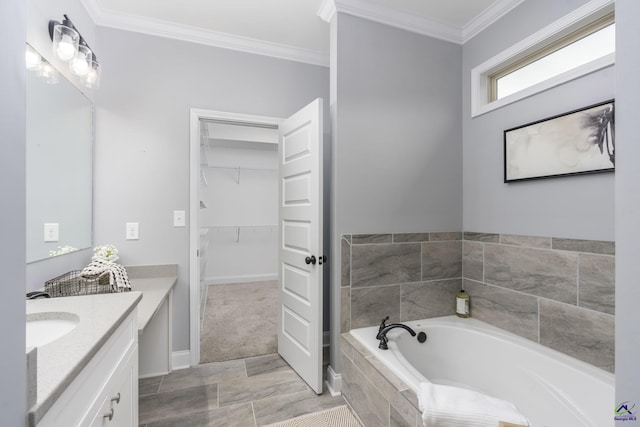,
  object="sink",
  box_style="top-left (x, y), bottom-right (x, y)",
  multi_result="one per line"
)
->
top-left (26, 312), bottom-right (79, 348)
